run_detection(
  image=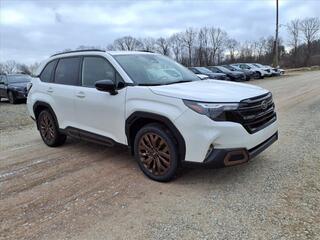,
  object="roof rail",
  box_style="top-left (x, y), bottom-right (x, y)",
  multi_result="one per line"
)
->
top-left (137, 50), bottom-right (154, 53)
top-left (50, 49), bottom-right (105, 57)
